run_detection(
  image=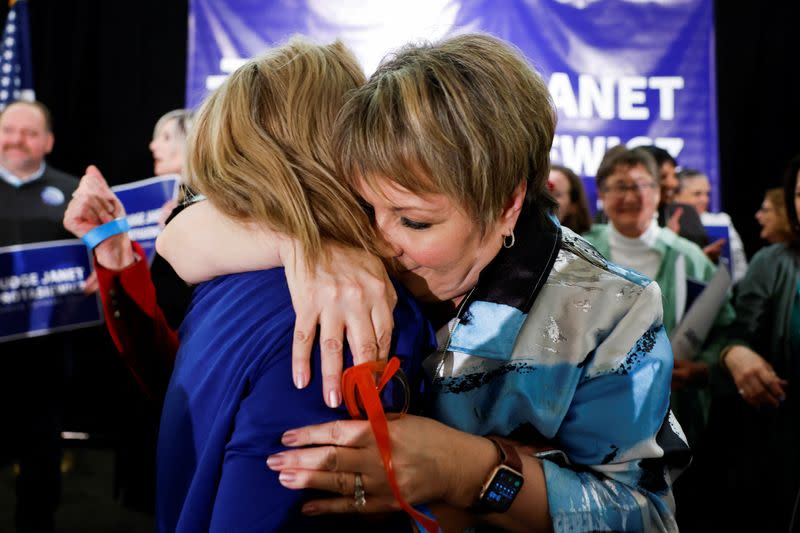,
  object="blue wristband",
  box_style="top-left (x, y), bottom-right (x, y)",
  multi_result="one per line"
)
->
top-left (81, 217), bottom-right (131, 250)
